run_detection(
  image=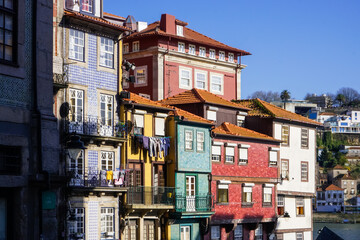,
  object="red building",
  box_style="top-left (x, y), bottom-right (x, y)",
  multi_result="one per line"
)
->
top-left (122, 13), bottom-right (251, 101)
top-left (206, 122), bottom-right (281, 240)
